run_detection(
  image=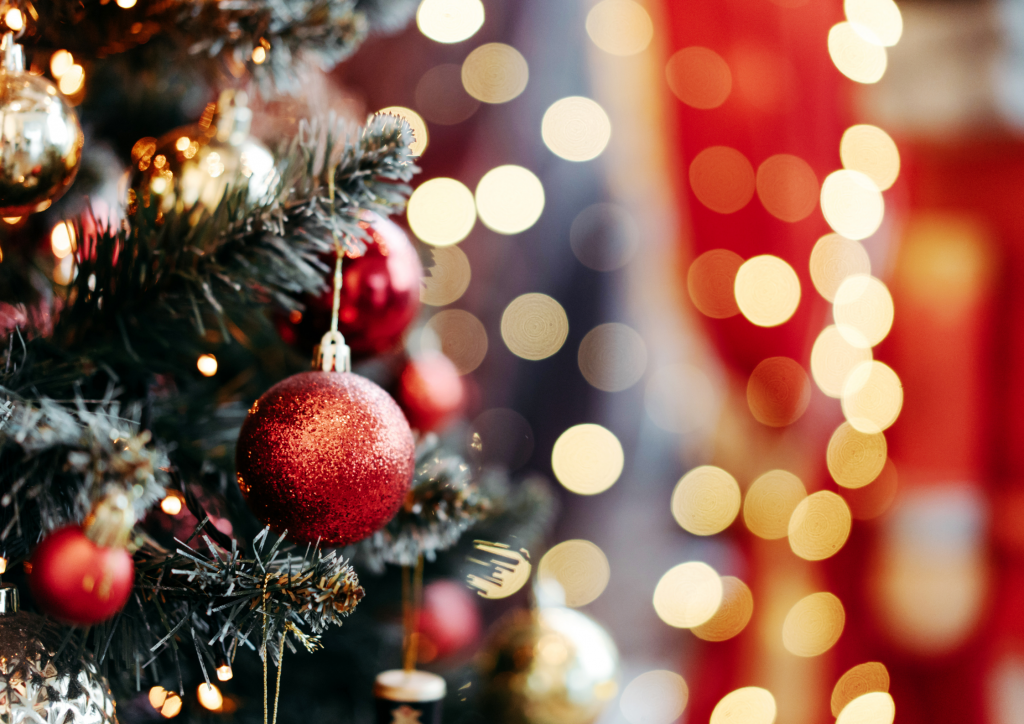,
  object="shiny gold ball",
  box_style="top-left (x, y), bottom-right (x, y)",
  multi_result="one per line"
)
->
top-left (126, 91), bottom-right (275, 223)
top-left (0, 70), bottom-right (83, 216)
top-left (478, 607), bottom-right (619, 724)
